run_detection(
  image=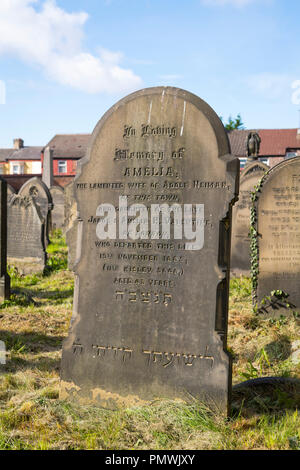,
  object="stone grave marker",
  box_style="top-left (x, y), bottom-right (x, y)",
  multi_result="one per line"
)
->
top-left (42, 146), bottom-right (54, 189)
top-left (7, 195), bottom-right (46, 274)
top-left (7, 184), bottom-right (16, 204)
top-left (231, 161), bottom-right (269, 275)
top-left (50, 186), bottom-right (65, 230)
top-left (0, 177), bottom-right (10, 301)
top-left (254, 156), bottom-right (300, 315)
top-left (60, 87), bottom-right (239, 413)
top-left (63, 181), bottom-right (79, 270)
top-left (19, 177), bottom-right (53, 246)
